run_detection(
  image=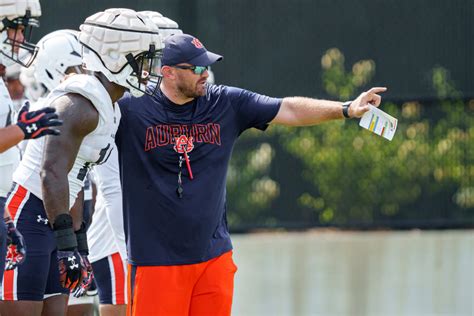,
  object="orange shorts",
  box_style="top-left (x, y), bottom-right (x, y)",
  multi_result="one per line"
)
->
top-left (127, 250), bottom-right (238, 316)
